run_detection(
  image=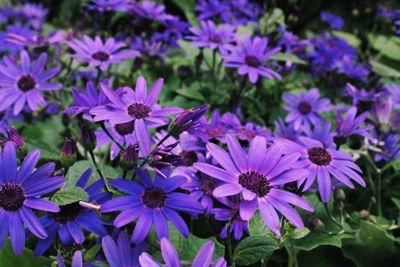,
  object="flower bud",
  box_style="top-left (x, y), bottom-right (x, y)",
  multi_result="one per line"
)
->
top-left (119, 144), bottom-right (139, 171)
top-left (7, 128), bottom-right (27, 159)
top-left (60, 138), bottom-right (77, 167)
top-left (358, 209), bottom-right (370, 220)
top-left (308, 217), bottom-right (324, 231)
top-left (80, 124), bottom-right (96, 151)
top-left (334, 188), bottom-right (346, 201)
top-left (169, 104), bottom-right (207, 138)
